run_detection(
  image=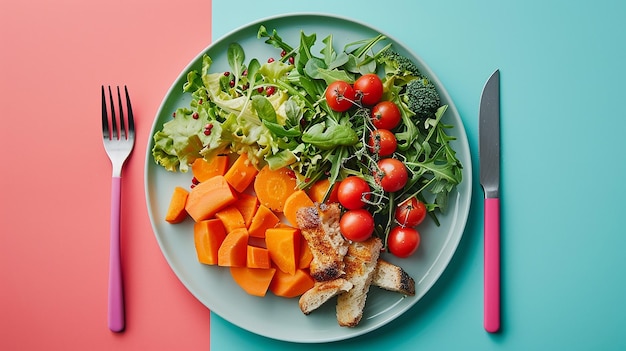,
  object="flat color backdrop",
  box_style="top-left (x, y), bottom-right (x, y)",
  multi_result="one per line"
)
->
top-left (3, 0), bottom-right (626, 350)
top-left (210, 0), bottom-right (626, 350)
top-left (1, 1), bottom-right (213, 350)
